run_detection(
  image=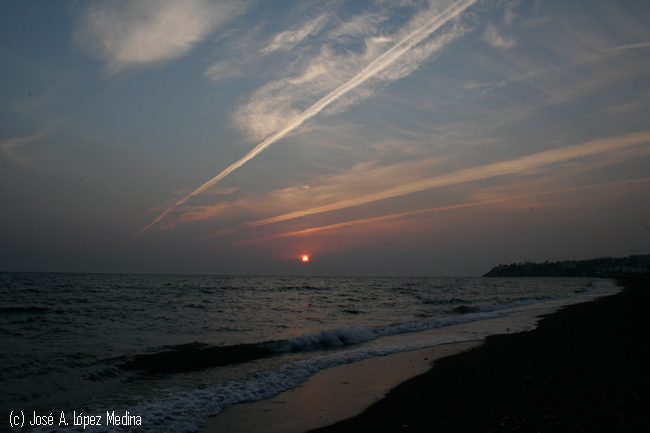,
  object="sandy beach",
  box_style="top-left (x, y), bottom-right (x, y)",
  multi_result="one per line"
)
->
top-left (200, 280), bottom-right (633, 433)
